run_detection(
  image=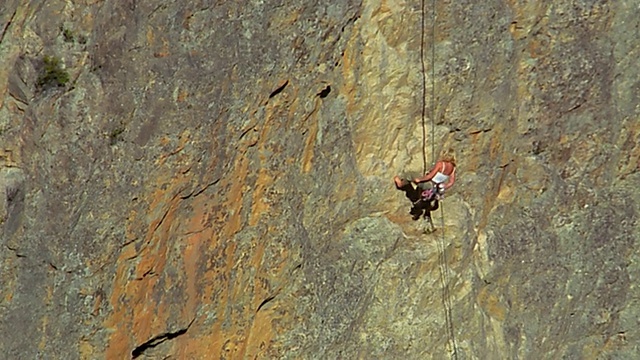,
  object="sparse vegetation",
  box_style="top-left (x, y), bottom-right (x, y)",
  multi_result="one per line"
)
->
top-left (61, 26), bottom-right (87, 44)
top-left (109, 126), bottom-right (126, 145)
top-left (62, 27), bottom-right (74, 42)
top-left (37, 55), bottom-right (69, 89)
